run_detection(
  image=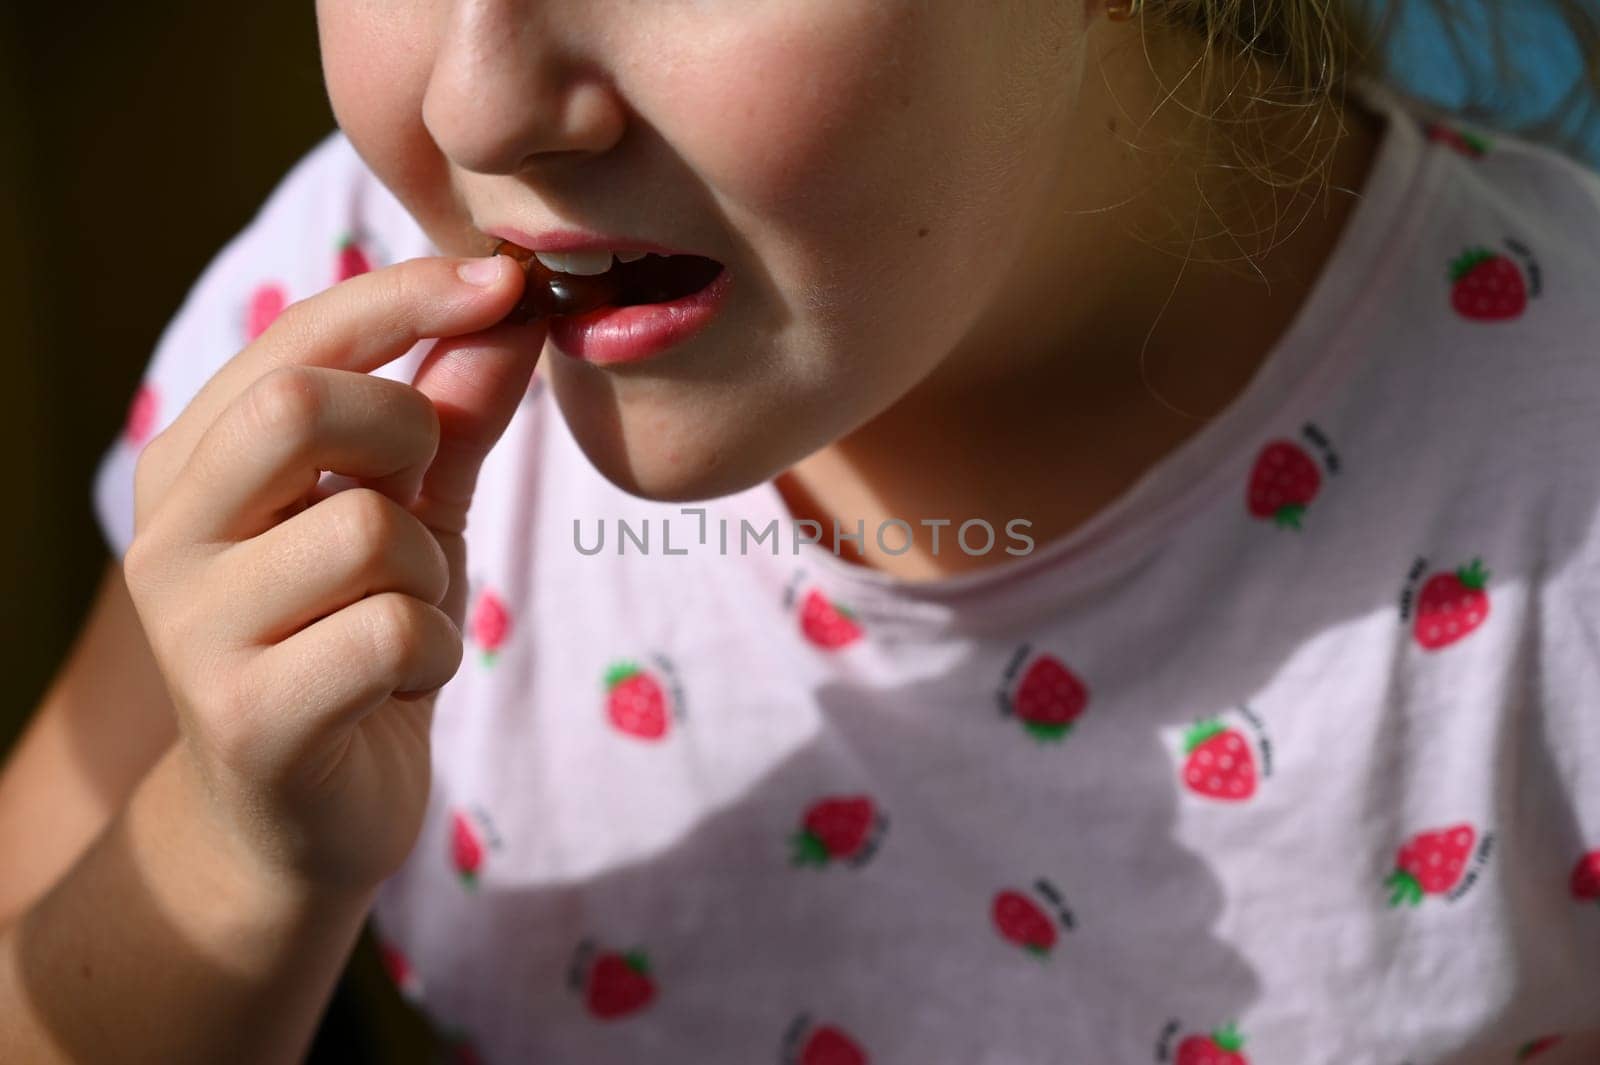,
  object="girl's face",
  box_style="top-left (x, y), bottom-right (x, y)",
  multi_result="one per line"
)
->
top-left (315, 0), bottom-right (1102, 501)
